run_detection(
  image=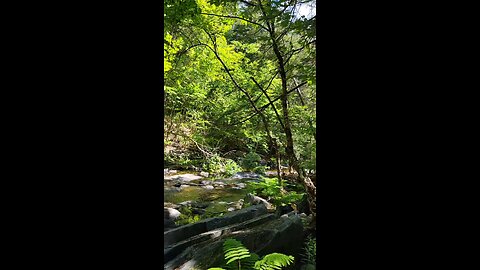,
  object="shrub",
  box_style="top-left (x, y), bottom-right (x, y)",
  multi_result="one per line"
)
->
top-left (301, 236), bottom-right (316, 266)
top-left (247, 177), bottom-right (305, 207)
top-left (241, 152), bottom-right (261, 171)
top-left (253, 165), bottom-right (266, 175)
top-left (203, 154), bottom-right (241, 177)
top-left (224, 159), bottom-right (242, 177)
